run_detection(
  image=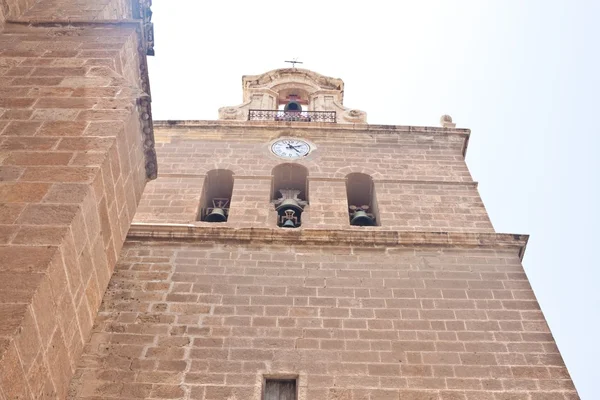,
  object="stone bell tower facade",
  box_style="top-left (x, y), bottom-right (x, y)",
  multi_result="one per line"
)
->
top-left (67, 68), bottom-right (578, 400)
